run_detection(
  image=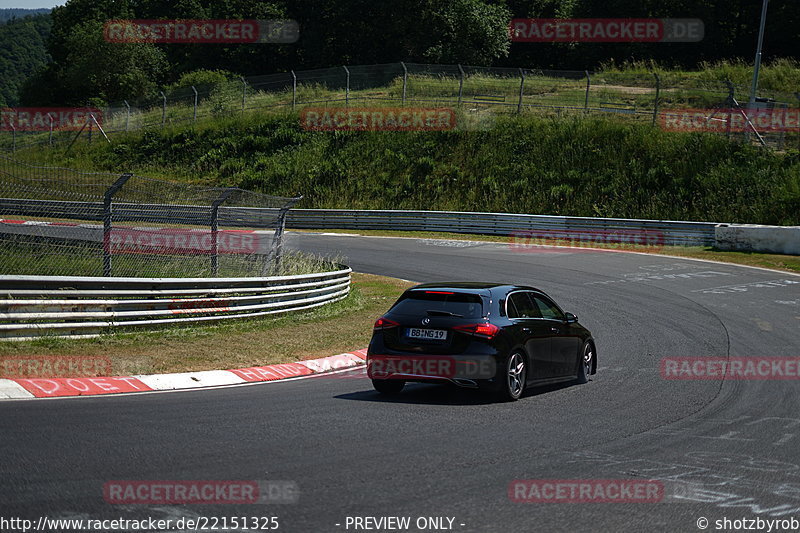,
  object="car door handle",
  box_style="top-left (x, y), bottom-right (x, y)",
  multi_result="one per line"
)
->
top-left (550, 327), bottom-right (559, 333)
top-left (522, 327), bottom-right (531, 333)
